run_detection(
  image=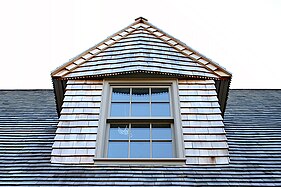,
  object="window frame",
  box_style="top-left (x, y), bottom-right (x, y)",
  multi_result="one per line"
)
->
top-left (95, 79), bottom-right (185, 163)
